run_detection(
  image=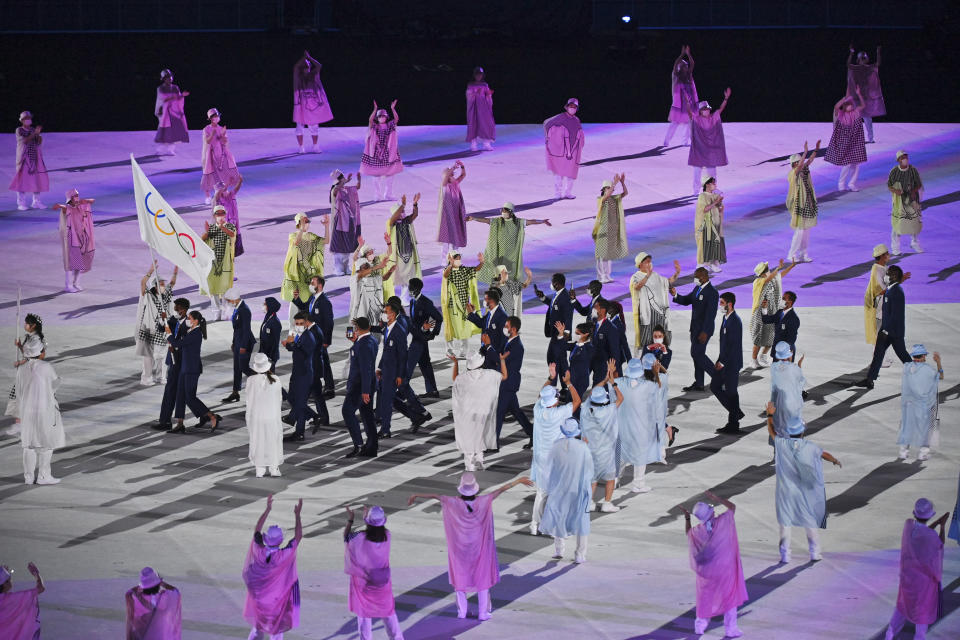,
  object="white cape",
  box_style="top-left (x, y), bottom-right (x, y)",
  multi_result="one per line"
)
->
top-left (245, 373), bottom-right (285, 468)
top-left (452, 369), bottom-right (501, 455)
top-left (13, 359), bottom-right (65, 450)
